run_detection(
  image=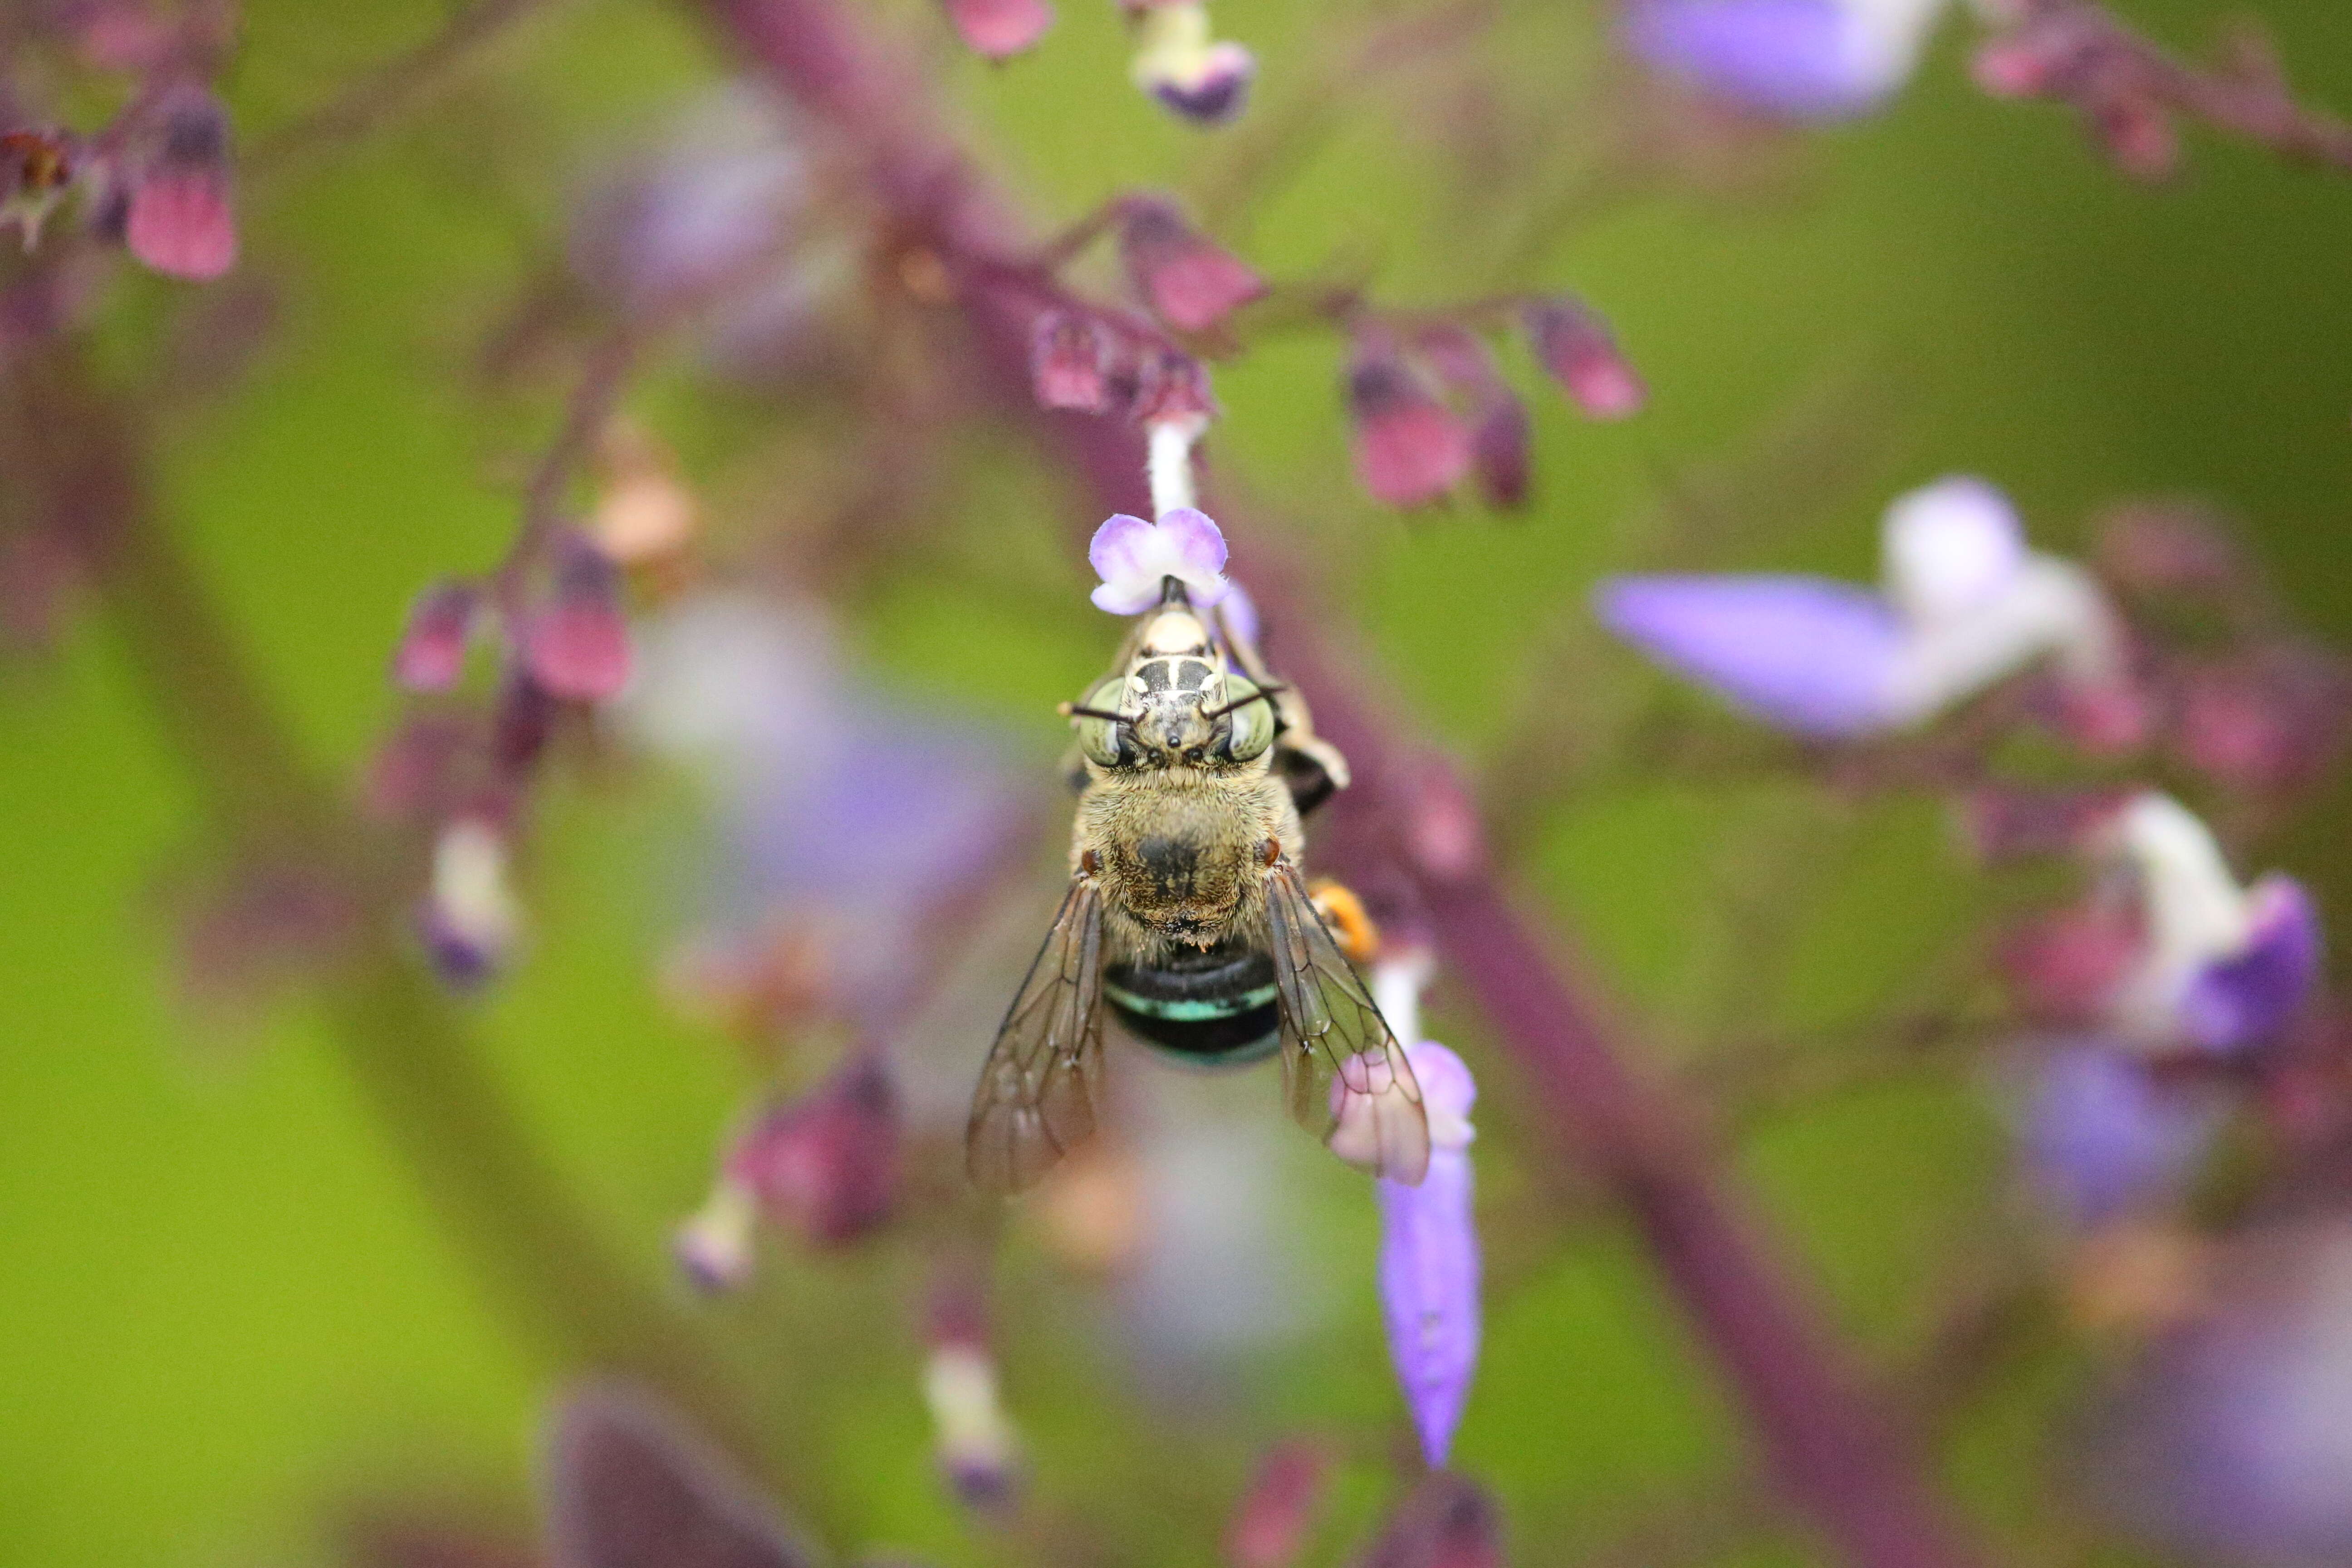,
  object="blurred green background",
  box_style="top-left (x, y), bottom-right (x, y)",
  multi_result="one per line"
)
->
top-left (4, 0), bottom-right (2350, 1562)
